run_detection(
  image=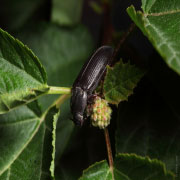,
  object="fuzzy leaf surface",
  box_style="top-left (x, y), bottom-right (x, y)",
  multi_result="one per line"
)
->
top-left (104, 61), bottom-right (144, 105)
top-left (0, 102), bottom-right (60, 179)
top-left (0, 28), bottom-right (48, 114)
top-left (79, 160), bottom-right (112, 180)
top-left (127, 0), bottom-right (180, 75)
top-left (79, 154), bottom-right (174, 180)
